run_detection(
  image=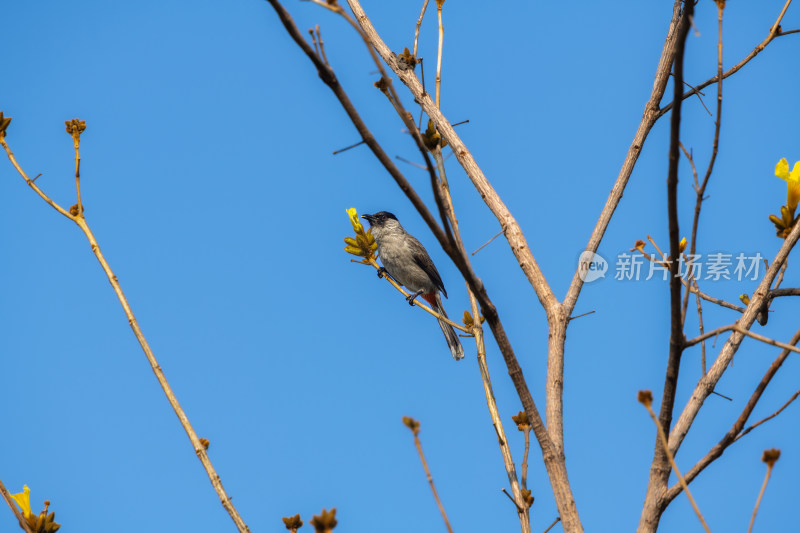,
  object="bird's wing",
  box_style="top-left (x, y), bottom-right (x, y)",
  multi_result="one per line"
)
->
top-left (409, 237), bottom-right (447, 298)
